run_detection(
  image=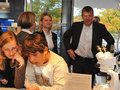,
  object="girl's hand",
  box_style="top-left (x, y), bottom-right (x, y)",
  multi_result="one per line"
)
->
top-left (26, 84), bottom-right (40, 90)
top-left (12, 52), bottom-right (25, 66)
top-left (0, 79), bottom-right (8, 85)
